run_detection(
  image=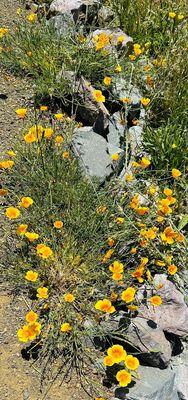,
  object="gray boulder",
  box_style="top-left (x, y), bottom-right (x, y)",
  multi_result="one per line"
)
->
top-left (113, 365), bottom-right (179, 400)
top-left (127, 317), bottom-right (172, 368)
top-left (50, 0), bottom-right (100, 21)
top-left (51, 13), bottom-right (74, 36)
top-left (107, 112), bottom-right (126, 147)
top-left (171, 345), bottom-right (188, 400)
top-left (139, 274), bottom-right (188, 337)
top-left (72, 126), bottom-right (113, 182)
